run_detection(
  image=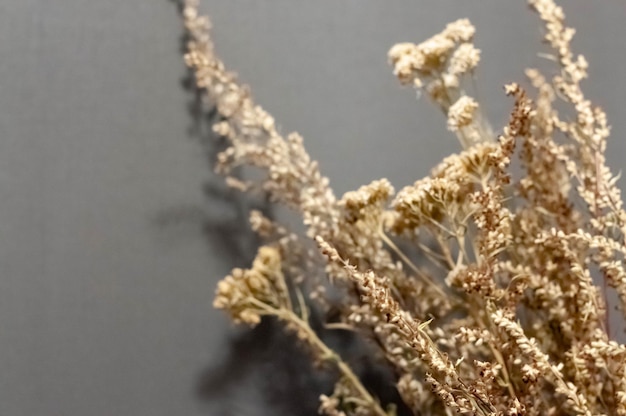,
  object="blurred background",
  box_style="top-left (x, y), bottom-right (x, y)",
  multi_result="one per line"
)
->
top-left (1, 1), bottom-right (625, 415)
